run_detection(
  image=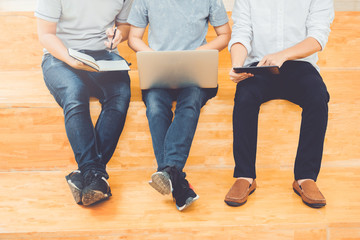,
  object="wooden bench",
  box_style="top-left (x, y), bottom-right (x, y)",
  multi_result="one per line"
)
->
top-left (0, 11), bottom-right (360, 239)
